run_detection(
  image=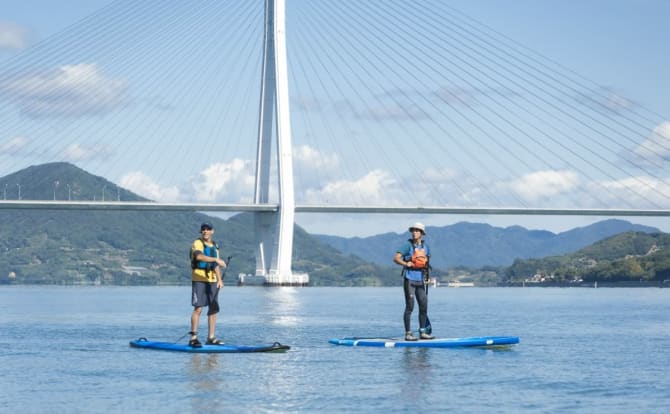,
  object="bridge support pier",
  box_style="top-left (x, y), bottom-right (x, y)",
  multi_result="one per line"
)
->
top-left (253, 0), bottom-right (308, 286)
